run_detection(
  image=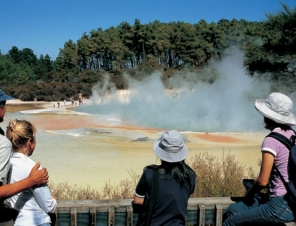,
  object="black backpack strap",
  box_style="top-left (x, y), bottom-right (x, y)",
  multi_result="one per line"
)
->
top-left (266, 131), bottom-right (295, 191)
top-left (145, 170), bottom-right (159, 226)
top-left (0, 127), bottom-right (4, 136)
top-left (274, 164), bottom-right (288, 187)
top-left (266, 132), bottom-right (294, 150)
